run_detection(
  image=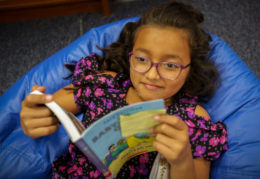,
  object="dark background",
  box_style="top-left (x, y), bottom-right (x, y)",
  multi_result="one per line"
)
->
top-left (0, 0), bottom-right (259, 97)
